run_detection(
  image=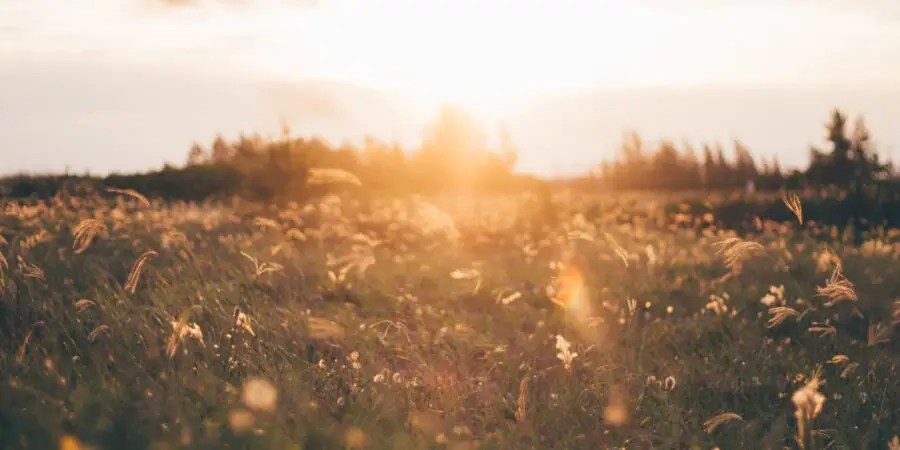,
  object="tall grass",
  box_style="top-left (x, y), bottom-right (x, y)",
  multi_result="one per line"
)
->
top-left (0, 188), bottom-right (898, 449)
